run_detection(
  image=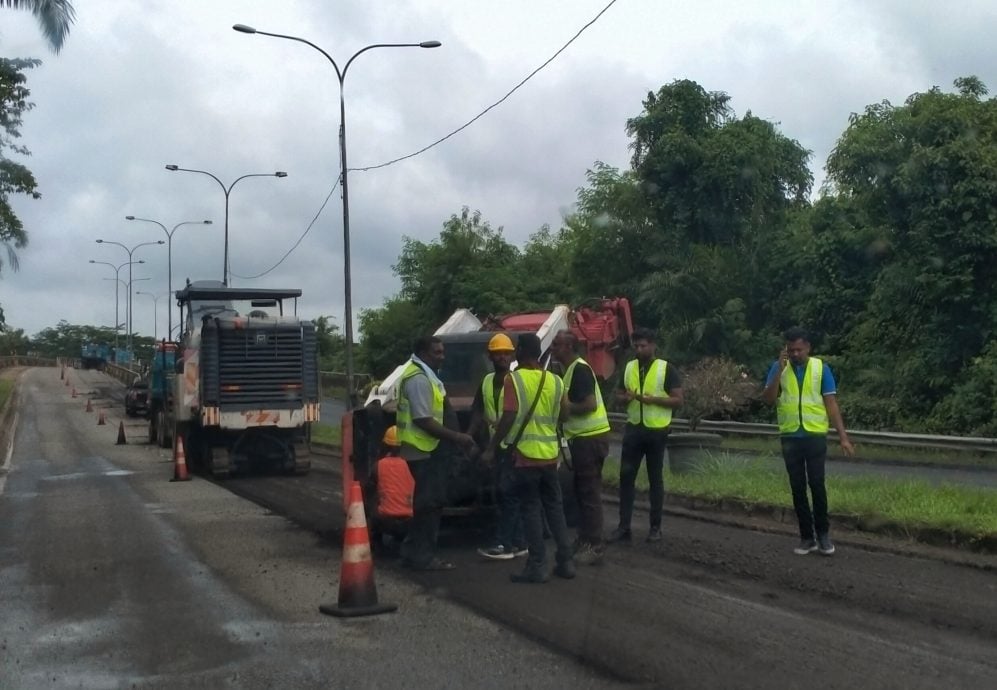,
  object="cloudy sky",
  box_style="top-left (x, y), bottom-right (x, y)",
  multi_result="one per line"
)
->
top-left (2, 0), bottom-right (995, 344)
